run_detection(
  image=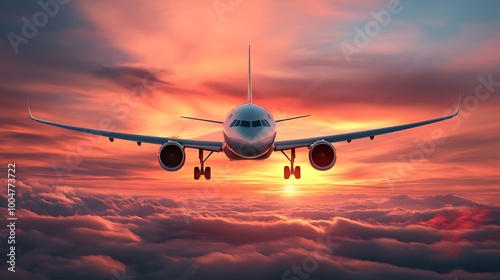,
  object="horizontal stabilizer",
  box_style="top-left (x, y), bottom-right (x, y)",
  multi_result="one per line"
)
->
top-left (180, 116), bottom-right (223, 124)
top-left (276, 115), bottom-right (311, 123)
